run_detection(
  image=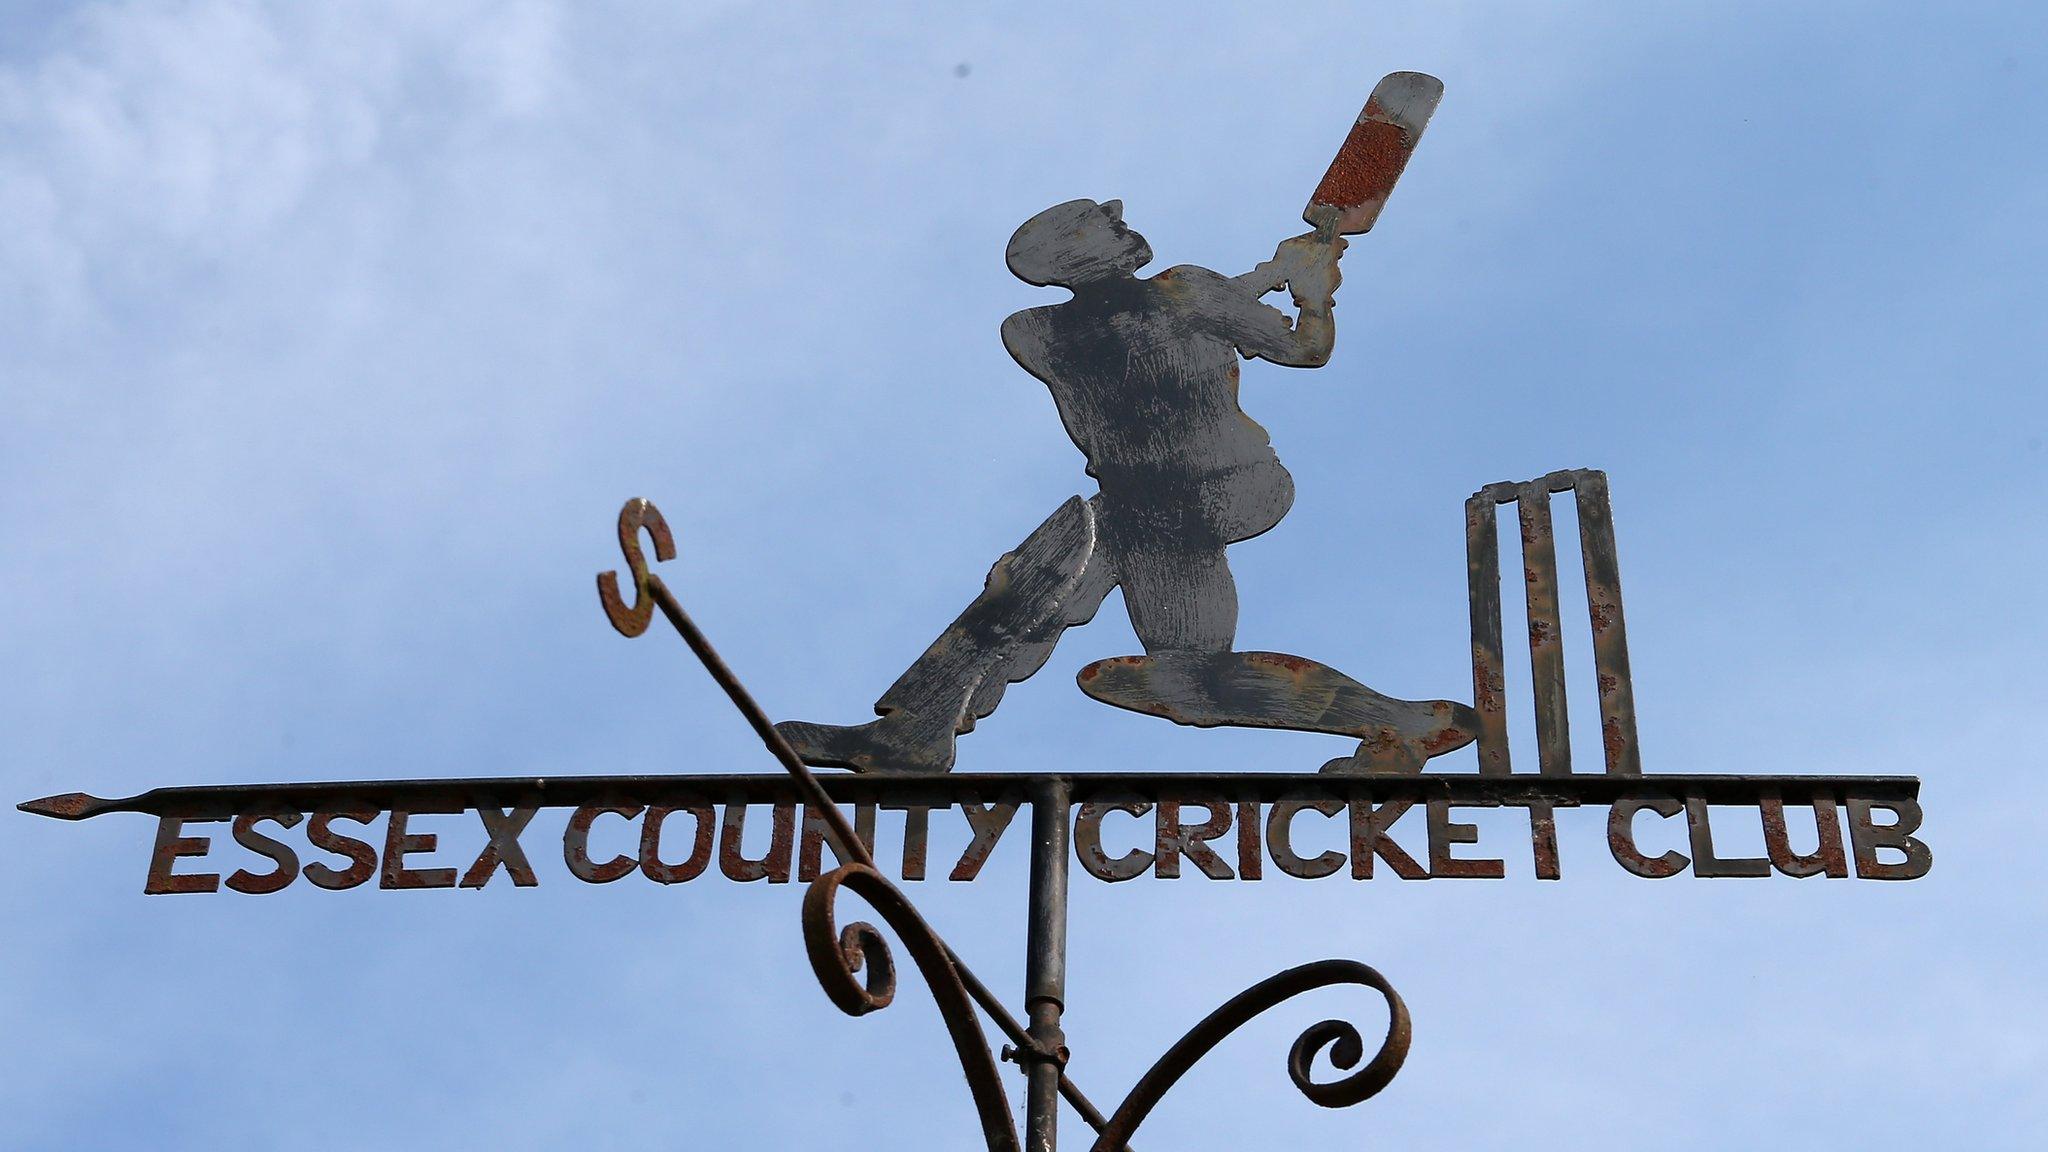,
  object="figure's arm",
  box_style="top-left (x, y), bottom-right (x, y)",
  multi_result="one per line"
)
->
top-left (1221, 233), bottom-right (1345, 367)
